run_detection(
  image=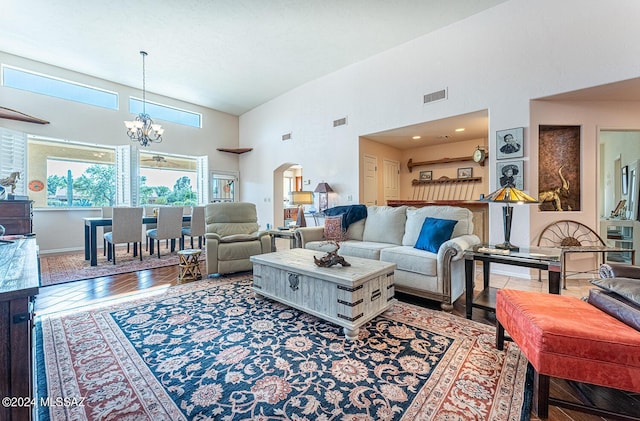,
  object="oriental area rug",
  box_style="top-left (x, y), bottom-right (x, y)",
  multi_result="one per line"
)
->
top-left (39, 248), bottom-right (206, 286)
top-left (36, 278), bottom-right (531, 421)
